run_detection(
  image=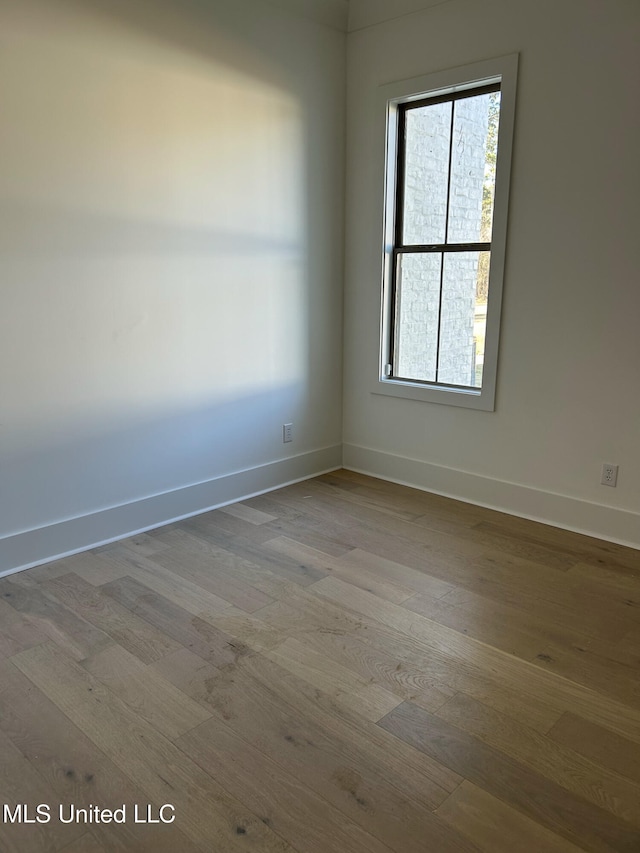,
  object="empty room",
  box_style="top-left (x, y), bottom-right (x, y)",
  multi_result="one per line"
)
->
top-left (1, 0), bottom-right (639, 850)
